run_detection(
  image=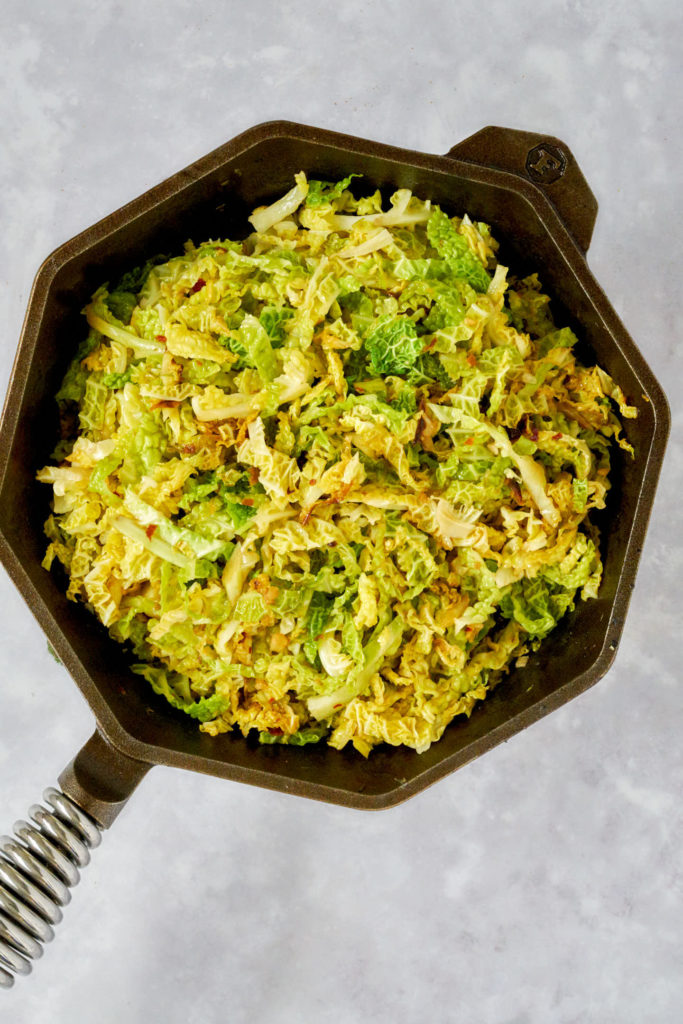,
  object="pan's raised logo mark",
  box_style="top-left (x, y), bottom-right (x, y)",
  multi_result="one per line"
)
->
top-left (525, 143), bottom-right (567, 184)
